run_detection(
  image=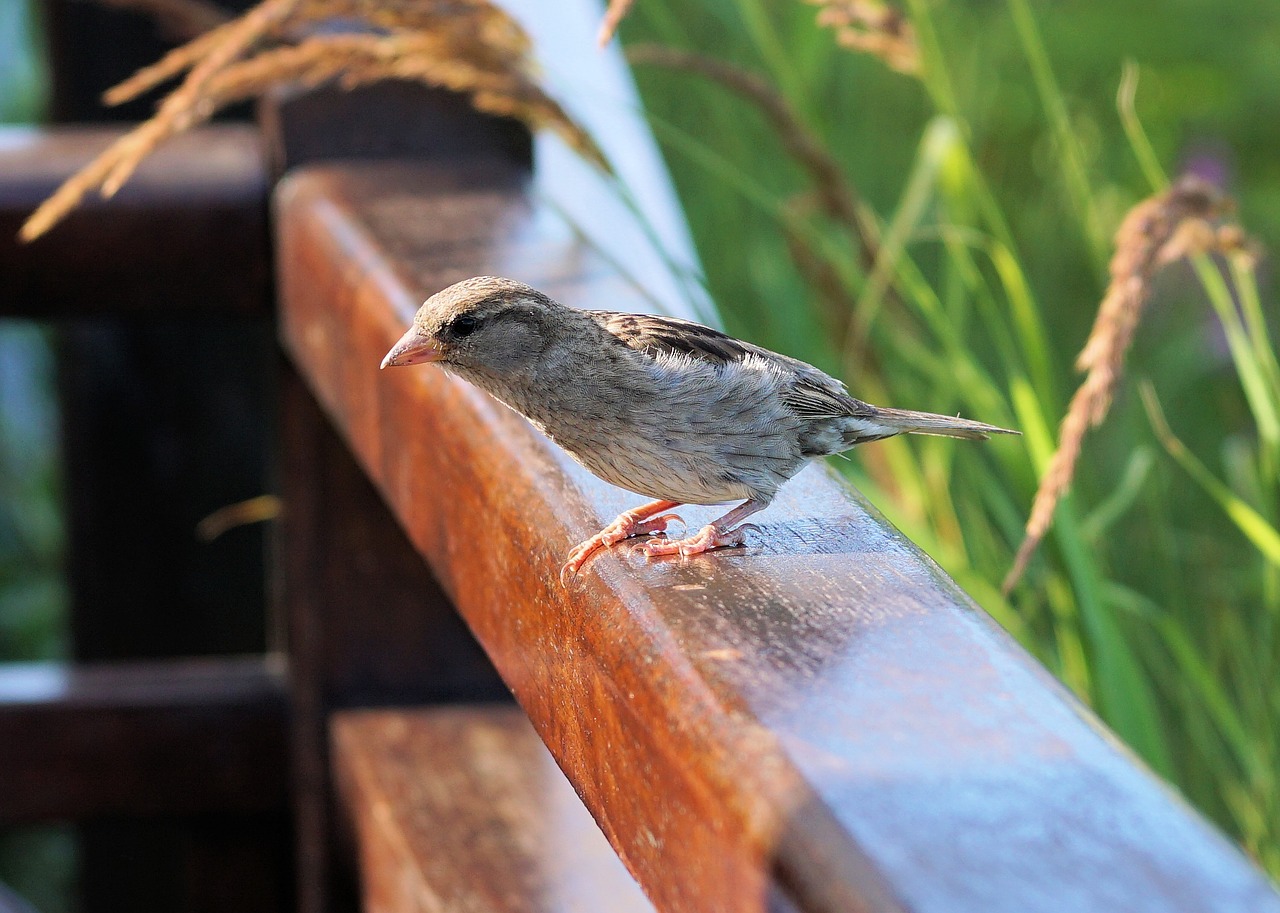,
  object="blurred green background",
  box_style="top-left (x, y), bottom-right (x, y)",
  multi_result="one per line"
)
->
top-left (616, 0), bottom-right (1279, 877)
top-left (1, 0), bottom-right (1278, 907)
top-left (0, 3), bottom-right (72, 912)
